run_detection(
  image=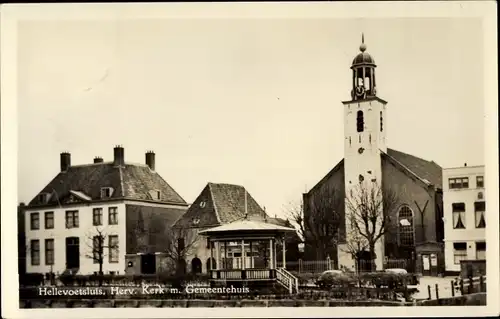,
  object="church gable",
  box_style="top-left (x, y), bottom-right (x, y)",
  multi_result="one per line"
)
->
top-left (303, 159), bottom-right (346, 244)
top-left (381, 157), bottom-right (440, 247)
